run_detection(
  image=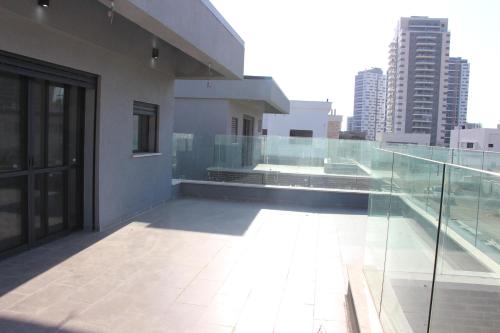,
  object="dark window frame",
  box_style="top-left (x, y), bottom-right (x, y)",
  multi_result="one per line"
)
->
top-left (231, 117), bottom-right (238, 143)
top-left (133, 101), bottom-right (159, 154)
top-left (289, 129), bottom-right (313, 138)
